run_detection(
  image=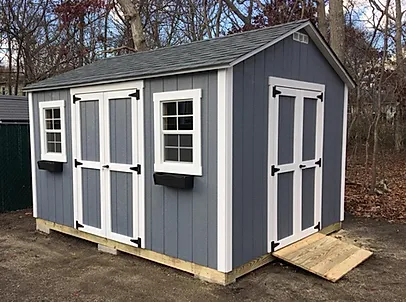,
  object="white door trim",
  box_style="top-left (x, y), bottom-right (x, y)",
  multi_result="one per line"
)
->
top-left (340, 85), bottom-right (349, 221)
top-left (267, 77), bottom-right (325, 253)
top-left (28, 92), bottom-right (38, 217)
top-left (71, 82), bottom-right (145, 247)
